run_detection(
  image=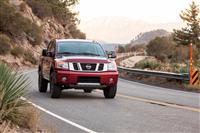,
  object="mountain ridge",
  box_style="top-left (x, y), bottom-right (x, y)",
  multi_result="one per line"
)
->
top-left (79, 16), bottom-right (183, 43)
